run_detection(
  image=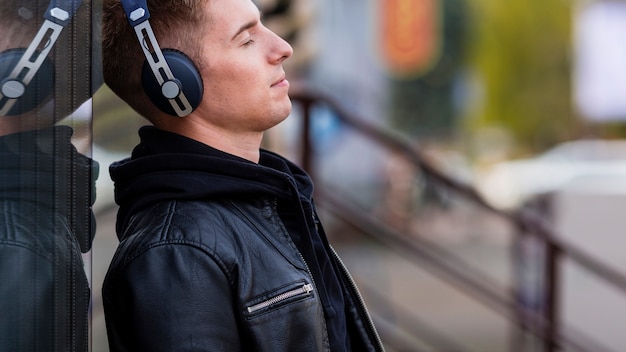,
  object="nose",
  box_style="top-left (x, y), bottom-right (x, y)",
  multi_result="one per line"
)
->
top-left (269, 30), bottom-right (293, 64)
